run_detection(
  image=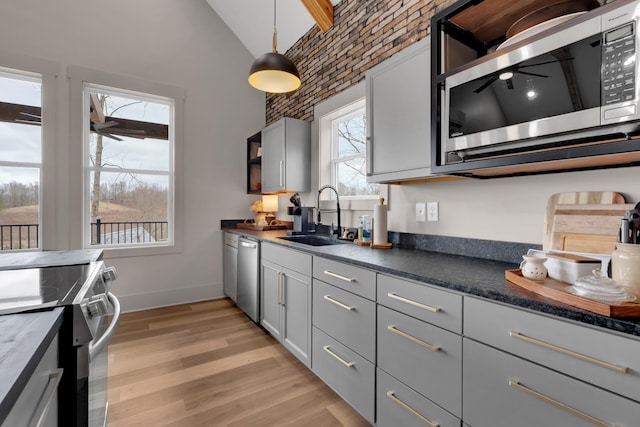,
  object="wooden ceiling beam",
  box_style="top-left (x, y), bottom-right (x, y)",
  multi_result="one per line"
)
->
top-left (301, 0), bottom-right (333, 32)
